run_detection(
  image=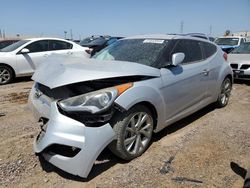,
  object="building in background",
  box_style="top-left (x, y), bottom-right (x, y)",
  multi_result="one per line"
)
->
top-left (232, 31), bottom-right (250, 41)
